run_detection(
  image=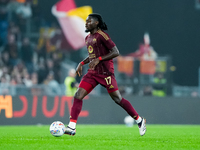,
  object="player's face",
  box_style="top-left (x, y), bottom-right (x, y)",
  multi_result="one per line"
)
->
top-left (85, 16), bottom-right (98, 33)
